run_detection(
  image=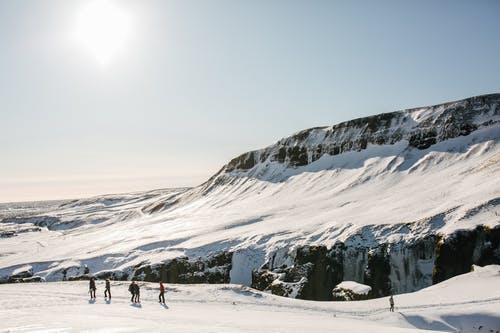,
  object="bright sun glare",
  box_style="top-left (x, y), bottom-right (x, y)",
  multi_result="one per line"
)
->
top-left (74, 0), bottom-right (130, 66)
